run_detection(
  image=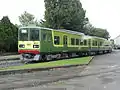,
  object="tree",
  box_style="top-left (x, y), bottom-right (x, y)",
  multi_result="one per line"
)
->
top-left (43, 0), bottom-right (110, 39)
top-left (83, 20), bottom-right (110, 39)
top-left (89, 27), bottom-right (110, 39)
top-left (83, 20), bottom-right (94, 35)
top-left (19, 11), bottom-right (36, 26)
top-left (0, 16), bottom-right (18, 52)
top-left (44, 0), bottom-right (86, 32)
